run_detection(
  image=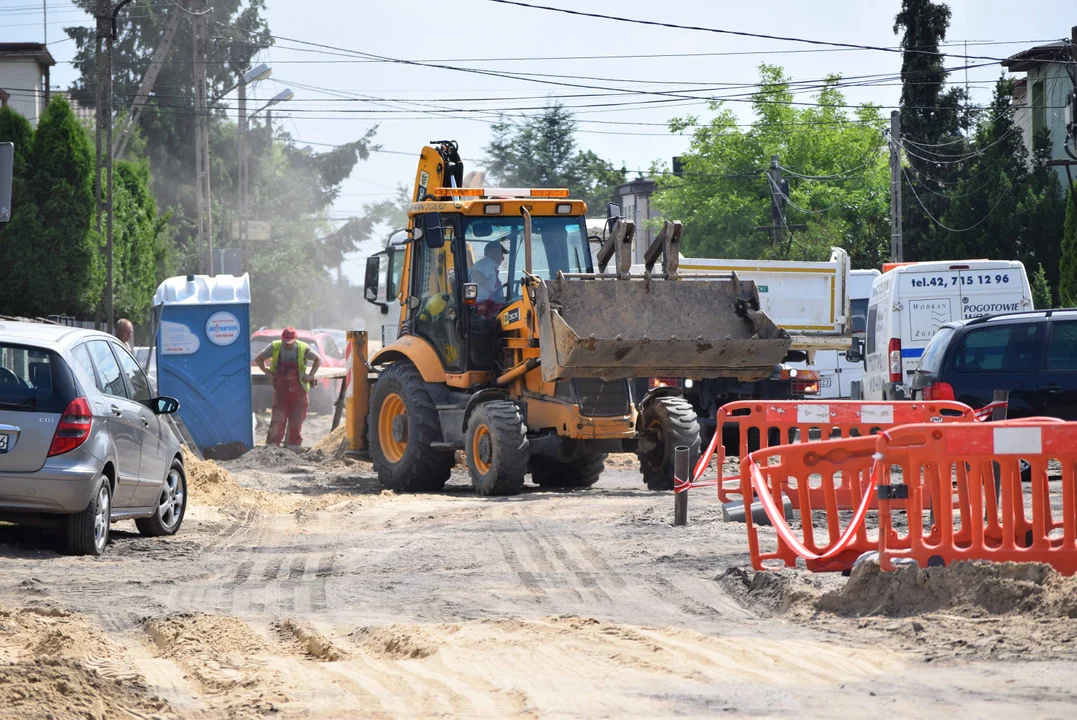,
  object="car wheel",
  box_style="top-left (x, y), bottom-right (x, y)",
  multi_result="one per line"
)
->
top-left (136, 459), bottom-right (187, 537)
top-left (65, 475), bottom-right (112, 556)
